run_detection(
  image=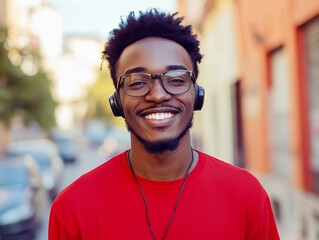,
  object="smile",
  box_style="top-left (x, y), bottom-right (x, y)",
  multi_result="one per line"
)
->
top-left (144, 112), bottom-right (174, 120)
